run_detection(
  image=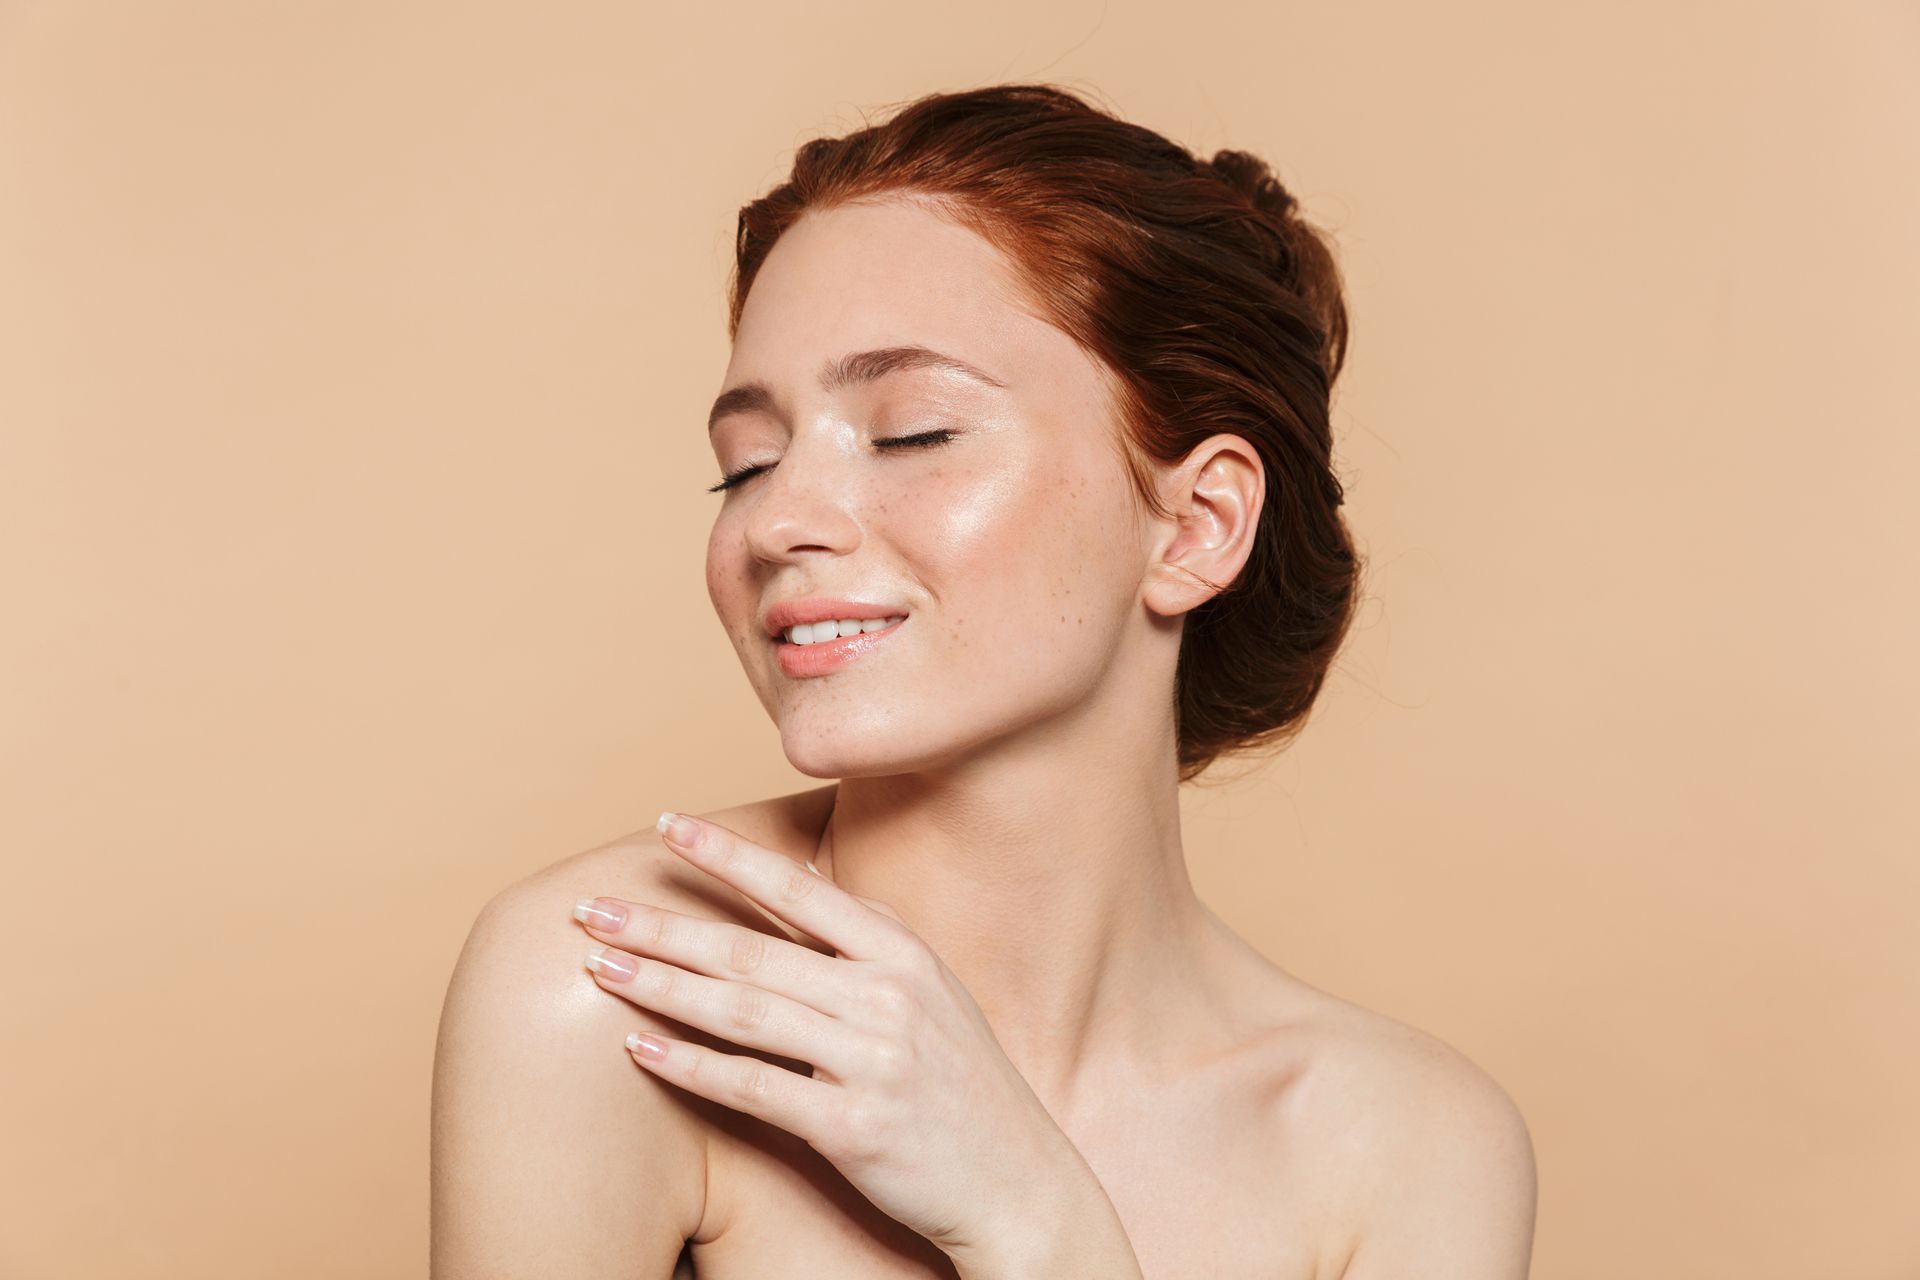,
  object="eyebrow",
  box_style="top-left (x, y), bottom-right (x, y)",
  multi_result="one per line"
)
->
top-left (707, 345), bottom-right (1007, 433)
